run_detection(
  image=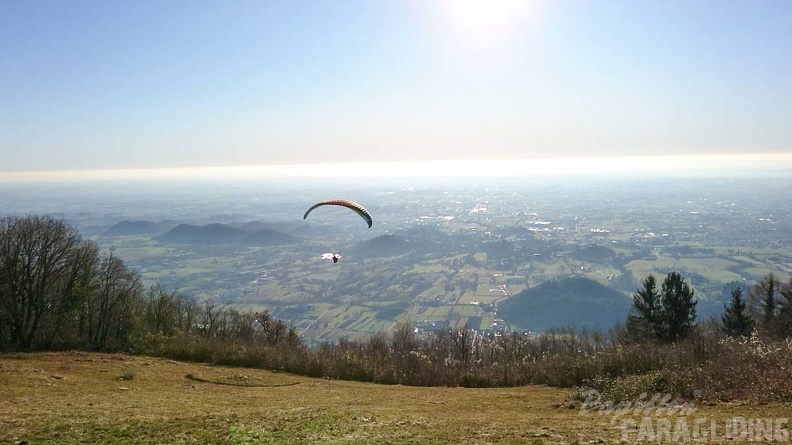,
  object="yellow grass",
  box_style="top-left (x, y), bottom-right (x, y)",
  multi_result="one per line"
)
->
top-left (1, 352), bottom-right (789, 444)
